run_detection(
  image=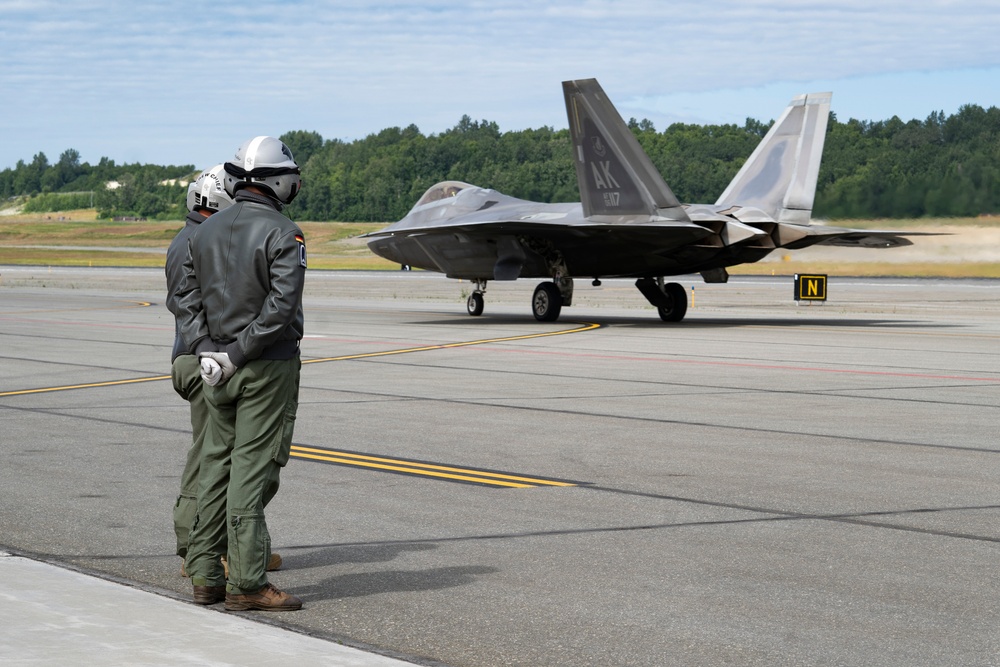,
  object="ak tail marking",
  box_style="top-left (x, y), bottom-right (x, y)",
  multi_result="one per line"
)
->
top-left (563, 79), bottom-right (689, 221)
